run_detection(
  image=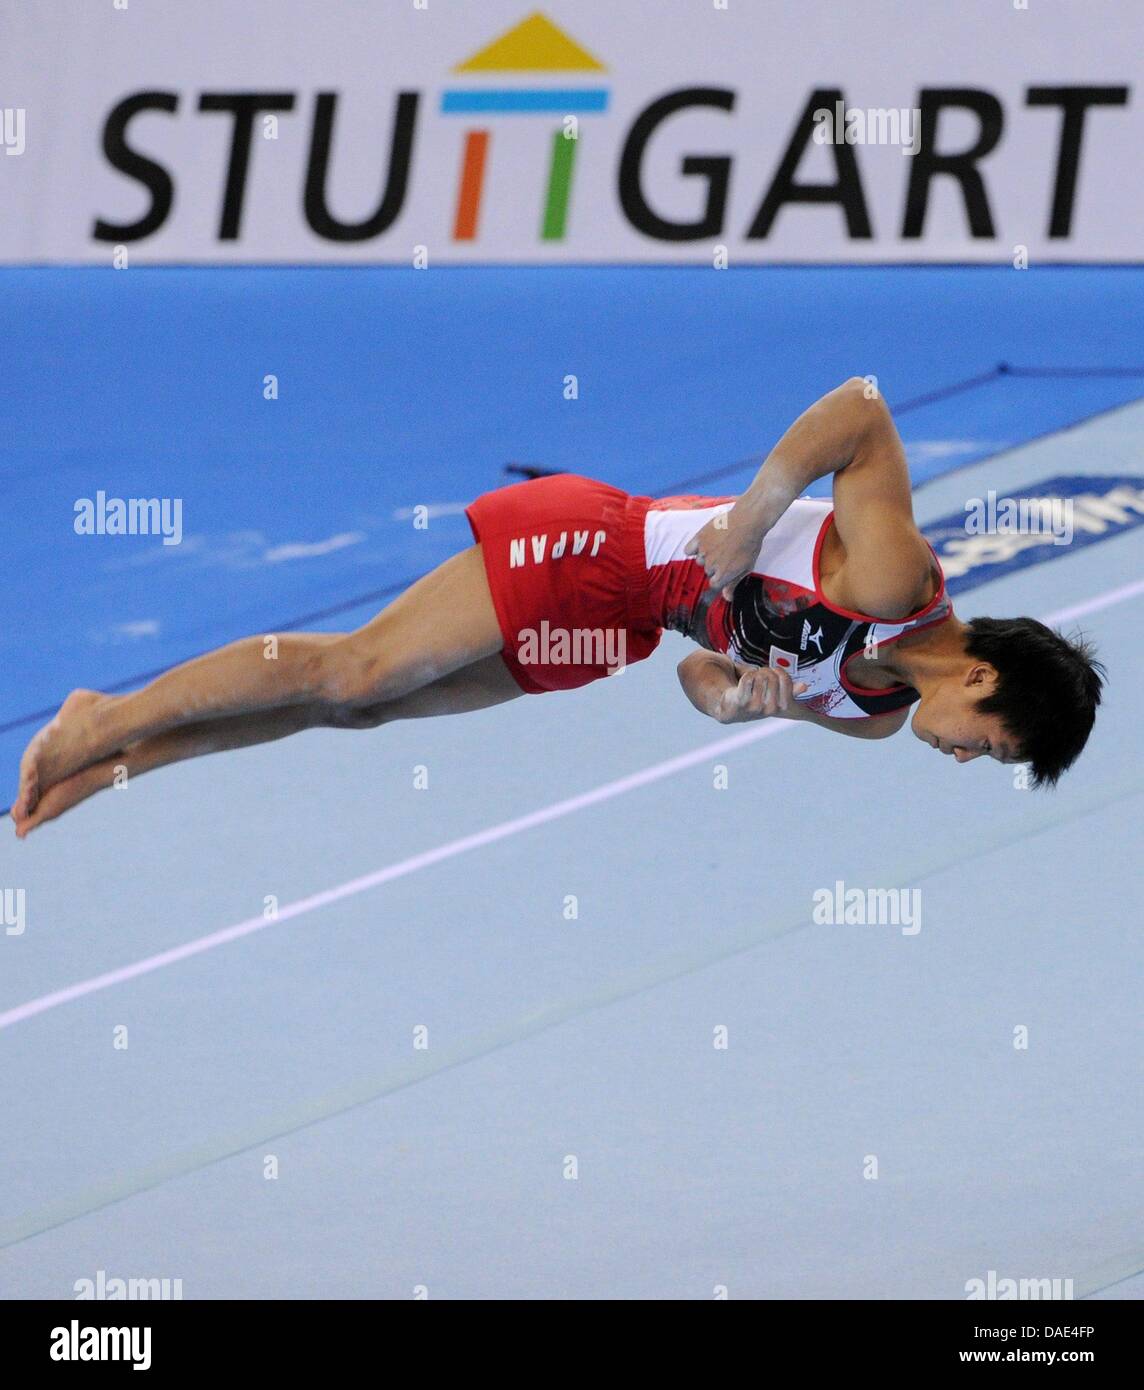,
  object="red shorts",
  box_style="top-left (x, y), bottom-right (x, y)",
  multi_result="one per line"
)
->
top-left (466, 474), bottom-right (662, 693)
